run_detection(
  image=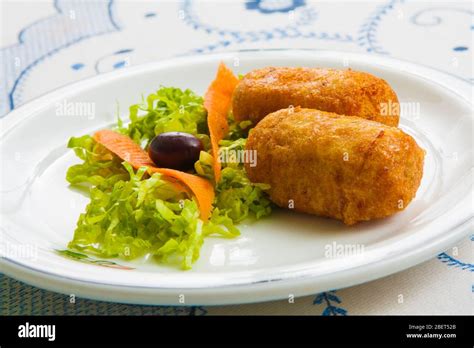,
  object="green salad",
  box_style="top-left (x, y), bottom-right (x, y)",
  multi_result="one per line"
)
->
top-left (66, 87), bottom-right (271, 269)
